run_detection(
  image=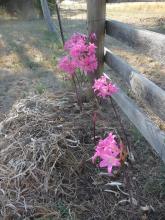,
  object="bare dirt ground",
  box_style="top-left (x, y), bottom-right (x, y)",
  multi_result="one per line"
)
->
top-left (0, 2), bottom-right (165, 220)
